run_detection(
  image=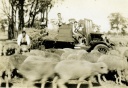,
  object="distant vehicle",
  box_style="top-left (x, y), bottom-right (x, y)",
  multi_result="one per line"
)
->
top-left (41, 19), bottom-right (113, 54)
